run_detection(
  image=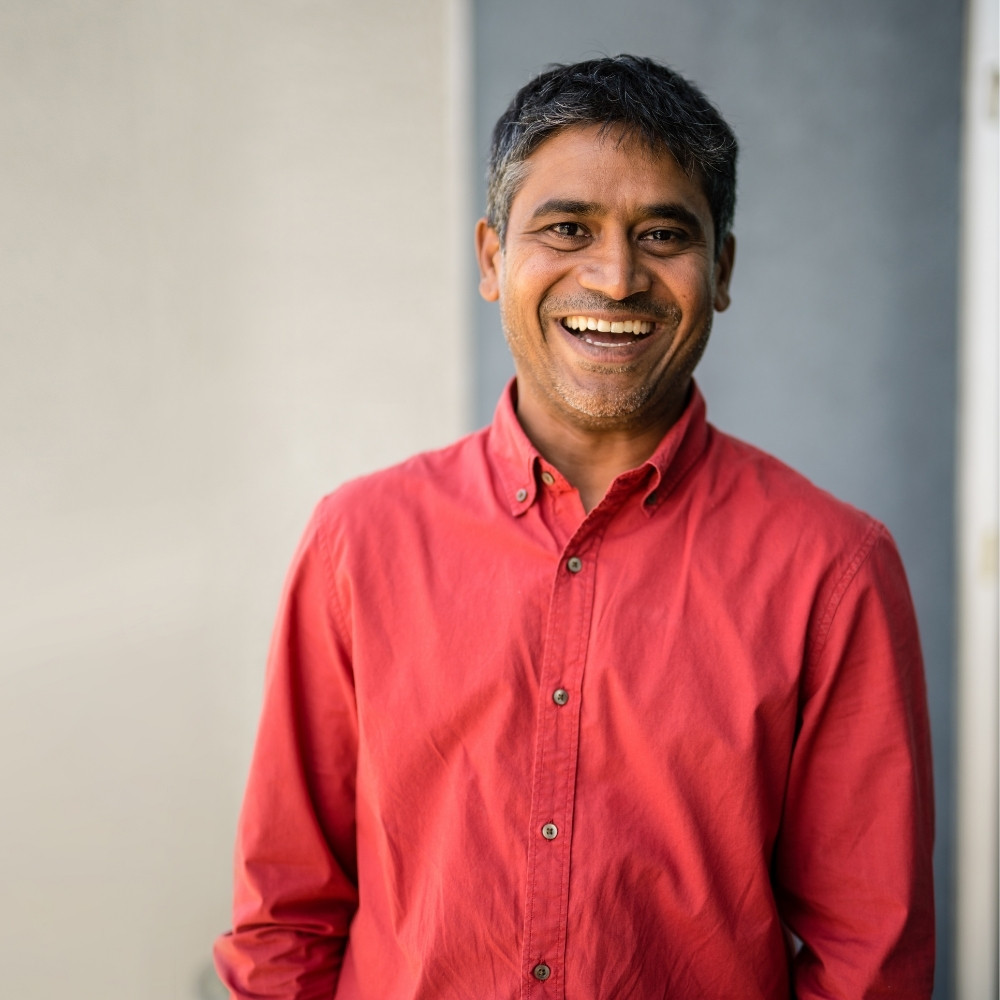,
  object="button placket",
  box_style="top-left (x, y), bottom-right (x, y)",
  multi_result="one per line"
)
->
top-left (521, 523), bottom-right (605, 997)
